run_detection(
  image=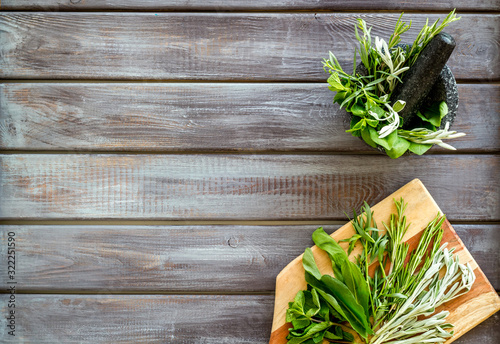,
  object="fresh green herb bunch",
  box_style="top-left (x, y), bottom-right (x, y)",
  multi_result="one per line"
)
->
top-left (323, 10), bottom-right (465, 158)
top-left (285, 199), bottom-right (475, 343)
